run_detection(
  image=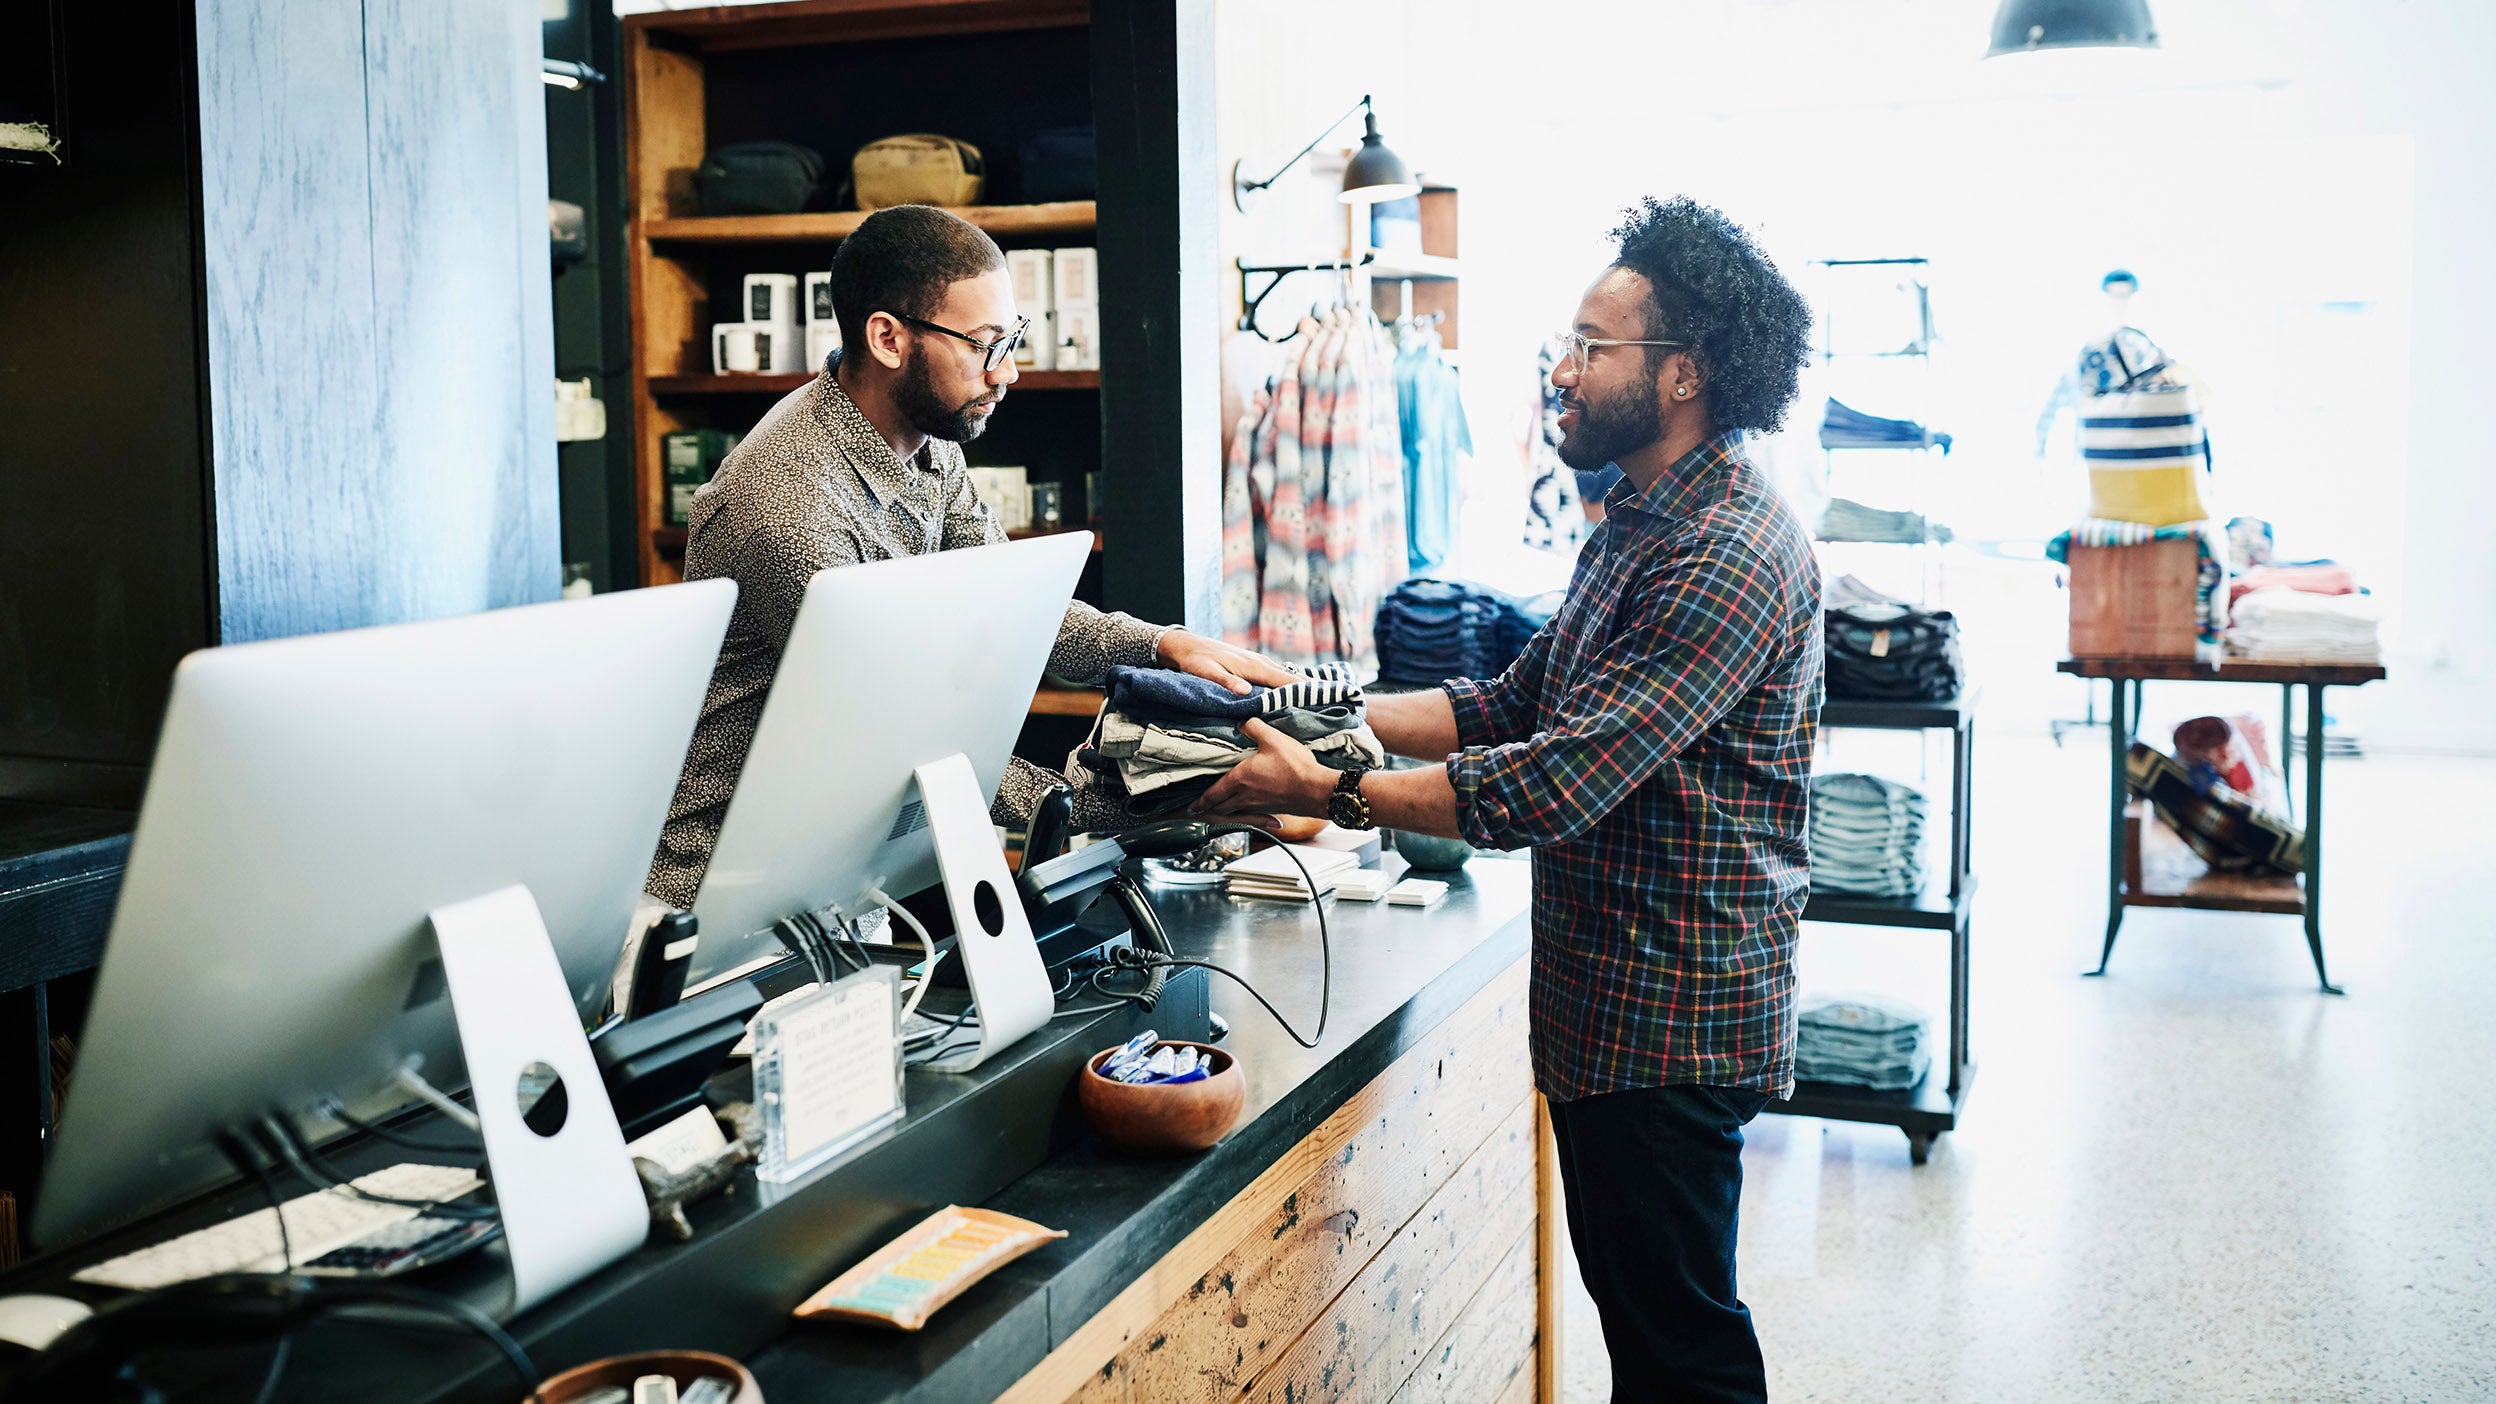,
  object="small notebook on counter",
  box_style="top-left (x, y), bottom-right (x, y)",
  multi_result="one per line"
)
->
top-left (1224, 843), bottom-right (1363, 901)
